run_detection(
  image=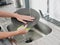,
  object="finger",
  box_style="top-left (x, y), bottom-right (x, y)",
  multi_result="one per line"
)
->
top-left (27, 19), bottom-right (34, 21)
top-left (23, 17), bottom-right (35, 20)
top-left (24, 24), bottom-right (28, 28)
top-left (24, 19), bottom-right (34, 21)
top-left (26, 16), bottom-right (35, 19)
top-left (22, 15), bottom-right (35, 19)
top-left (28, 16), bottom-right (35, 19)
top-left (19, 19), bottom-right (27, 24)
top-left (26, 19), bottom-right (34, 21)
